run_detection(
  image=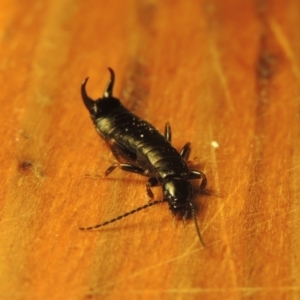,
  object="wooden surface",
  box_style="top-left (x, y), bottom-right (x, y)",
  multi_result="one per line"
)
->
top-left (1, 0), bottom-right (300, 299)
